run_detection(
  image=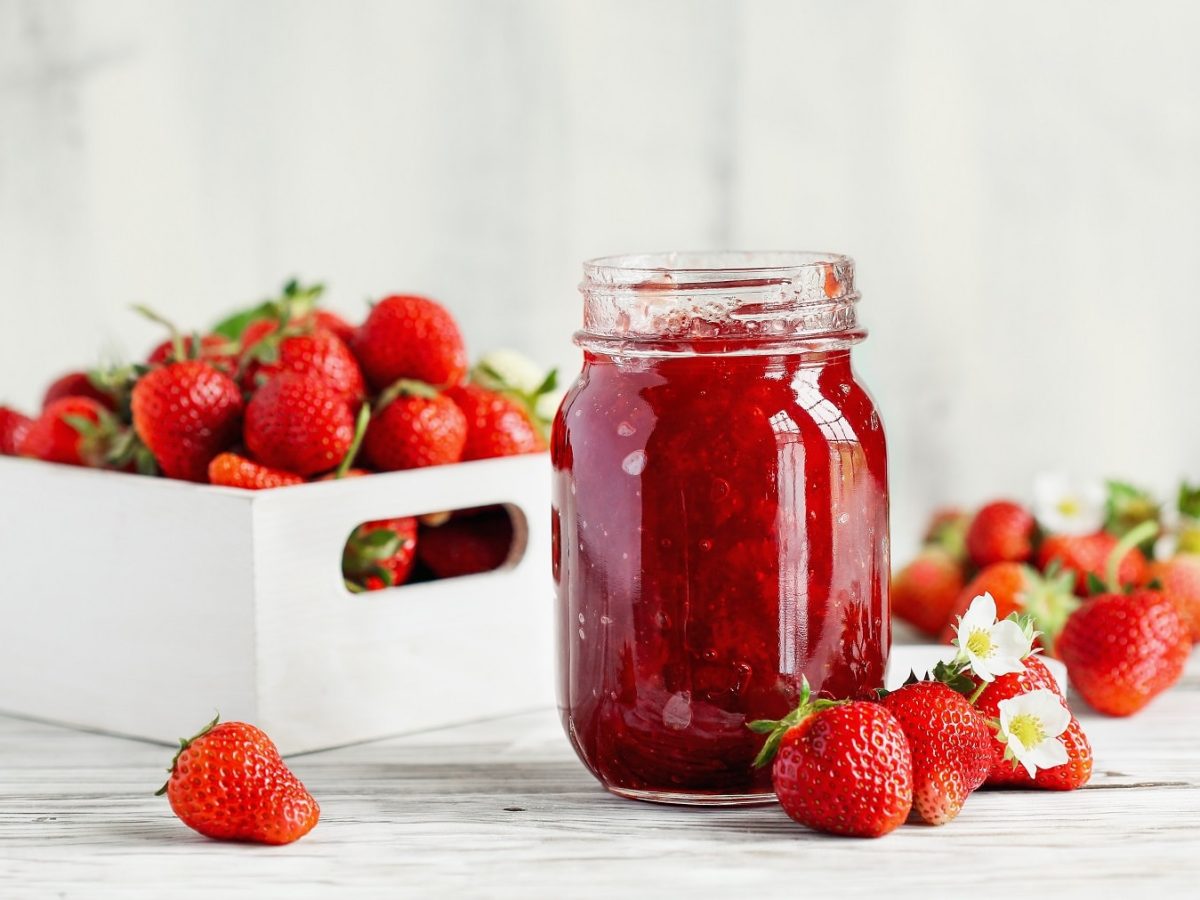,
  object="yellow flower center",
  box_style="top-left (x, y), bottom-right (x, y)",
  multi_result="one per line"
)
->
top-left (966, 629), bottom-right (993, 658)
top-left (1007, 713), bottom-right (1046, 750)
top-left (1057, 497), bottom-right (1080, 517)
